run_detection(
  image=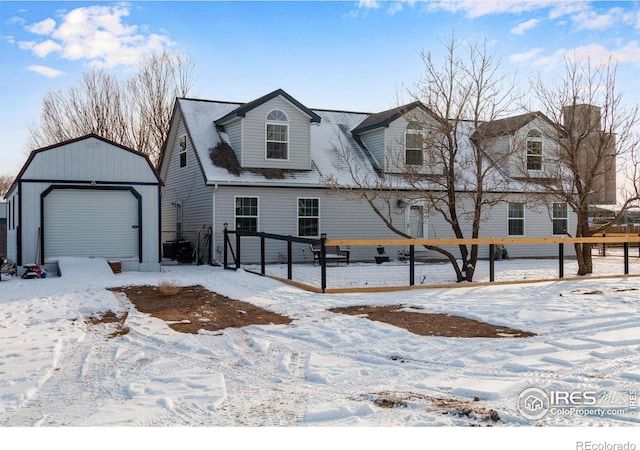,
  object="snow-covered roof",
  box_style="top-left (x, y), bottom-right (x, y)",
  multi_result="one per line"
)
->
top-left (174, 95), bottom-right (549, 192)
